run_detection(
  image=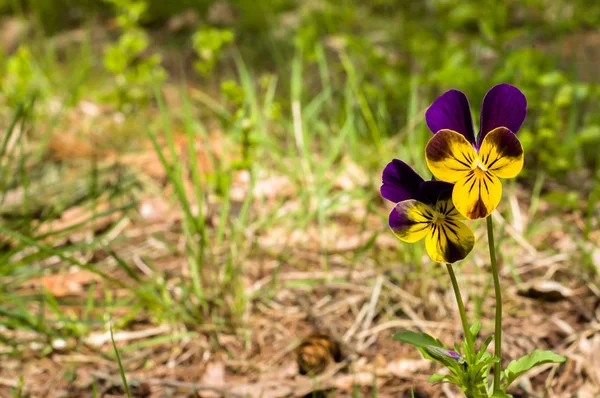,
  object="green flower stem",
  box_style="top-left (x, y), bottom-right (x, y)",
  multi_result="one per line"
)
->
top-left (445, 263), bottom-right (474, 352)
top-left (465, 383), bottom-right (492, 398)
top-left (487, 215), bottom-right (502, 391)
